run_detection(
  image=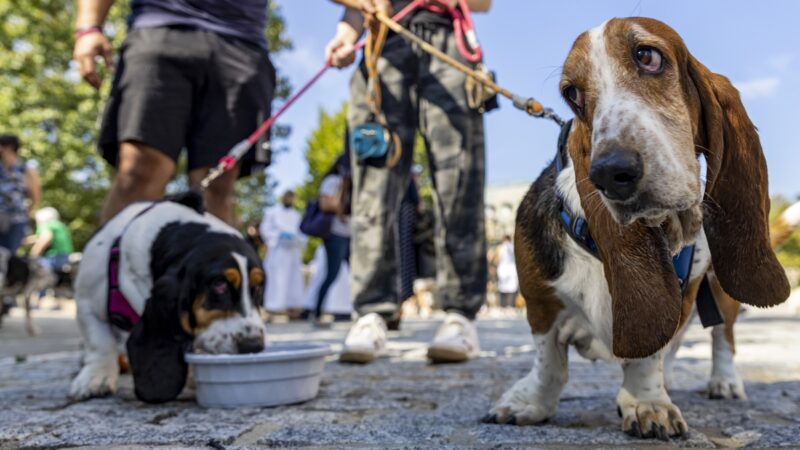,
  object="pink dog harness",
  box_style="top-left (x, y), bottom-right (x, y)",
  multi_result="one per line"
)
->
top-left (107, 204), bottom-right (157, 331)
